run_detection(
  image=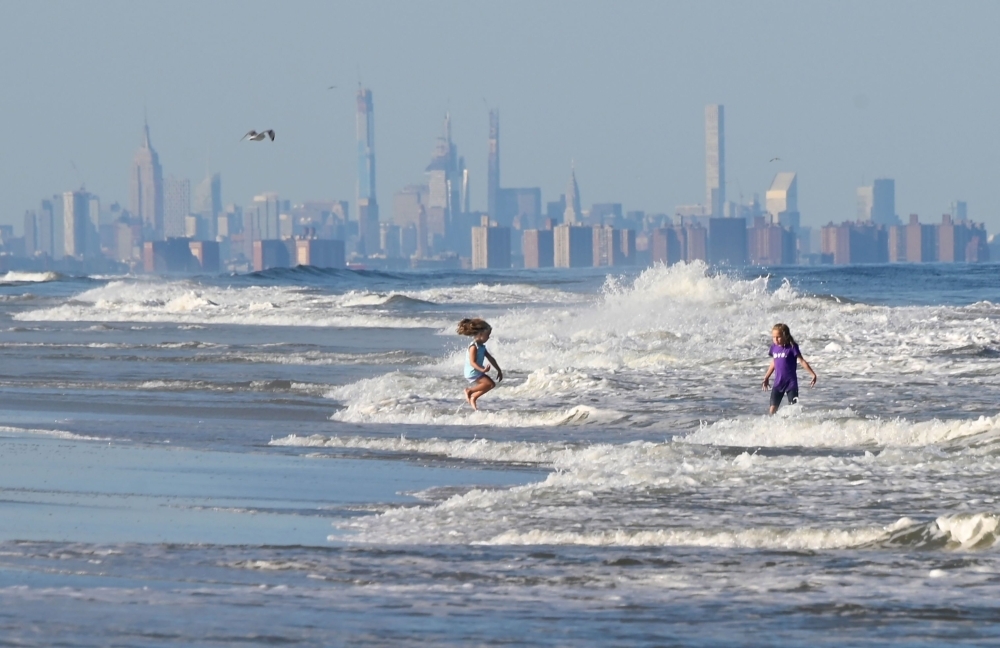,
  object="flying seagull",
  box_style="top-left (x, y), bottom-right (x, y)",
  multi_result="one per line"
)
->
top-left (769, 157), bottom-right (781, 163)
top-left (241, 129), bottom-right (275, 142)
